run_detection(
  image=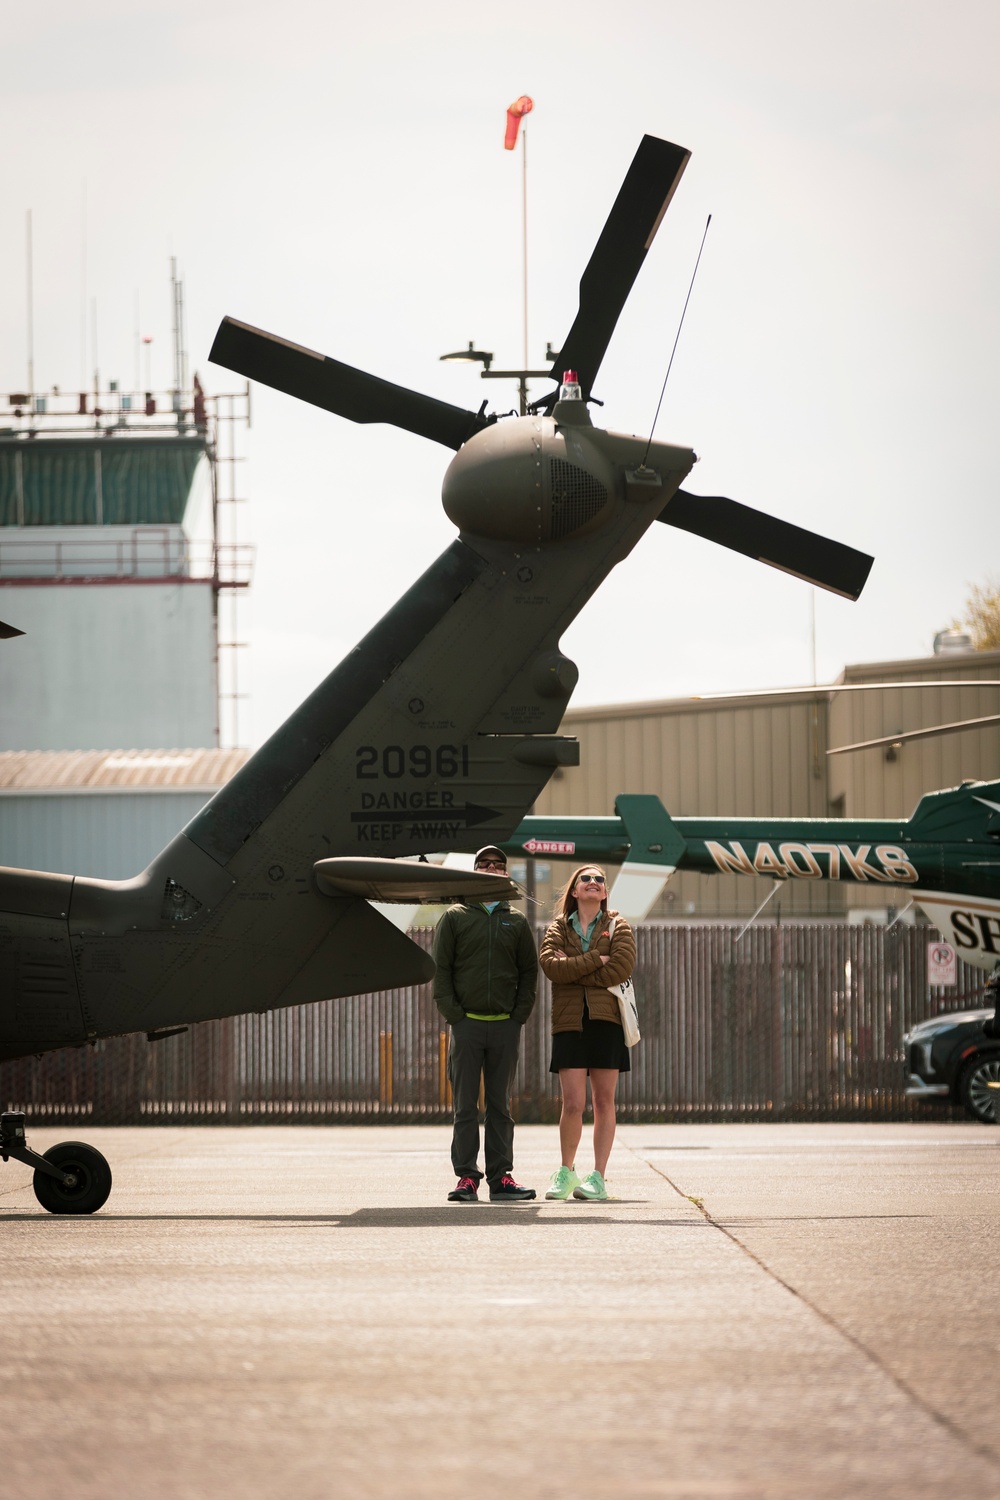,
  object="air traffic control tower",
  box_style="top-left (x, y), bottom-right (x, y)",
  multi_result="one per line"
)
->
top-left (0, 377), bottom-right (252, 751)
